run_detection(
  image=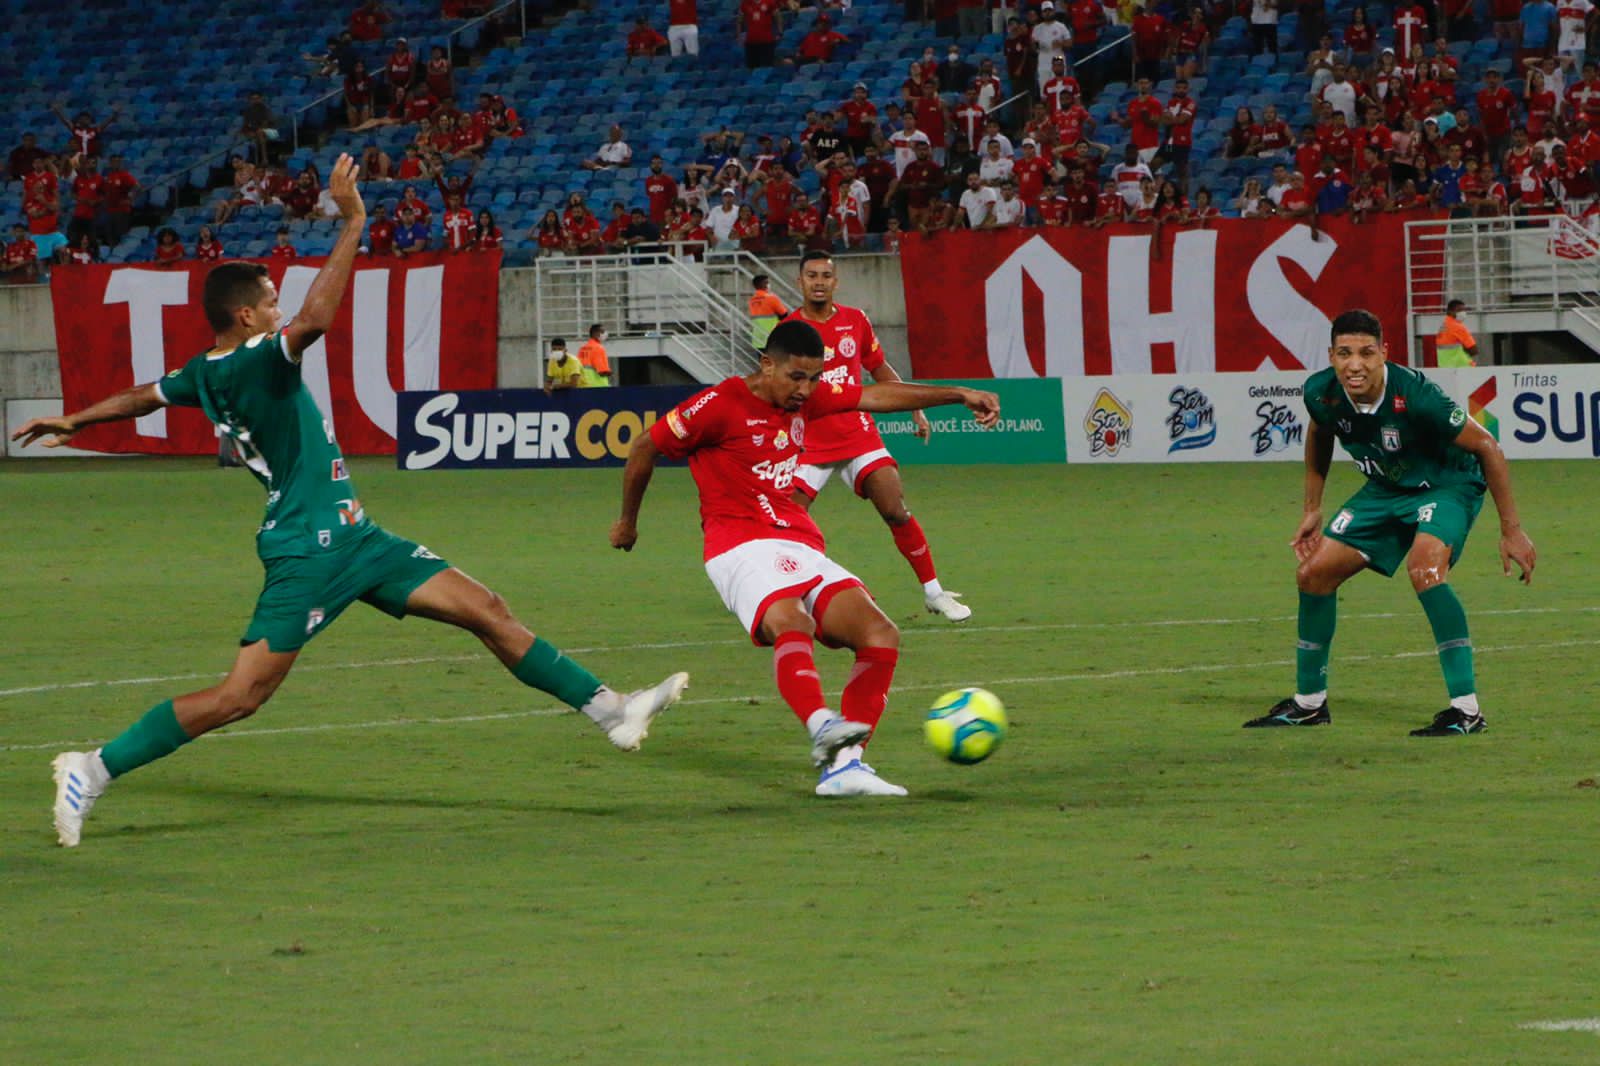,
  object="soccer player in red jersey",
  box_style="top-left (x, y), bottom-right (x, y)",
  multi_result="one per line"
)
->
top-left (782, 252), bottom-right (974, 621)
top-left (612, 320), bottom-right (998, 795)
